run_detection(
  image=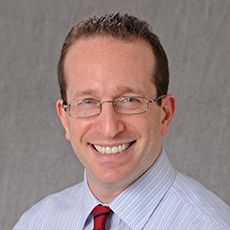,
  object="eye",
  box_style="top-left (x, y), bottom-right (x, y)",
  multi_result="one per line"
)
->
top-left (77, 98), bottom-right (98, 107)
top-left (121, 96), bottom-right (142, 103)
